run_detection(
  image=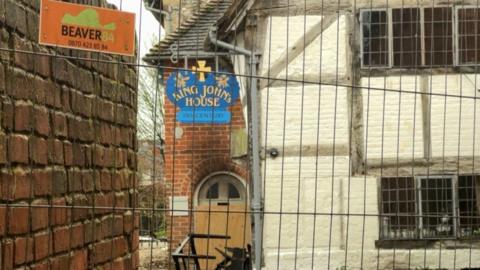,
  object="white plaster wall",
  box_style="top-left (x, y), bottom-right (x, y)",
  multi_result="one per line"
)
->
top-left (262, 156), bottom-right (350, 252)
top-left (261, 15), bottom-right (348, 80)
top-left (231, 35), bottom-right (249, 127)
top-left (257, 13), bottom-right (480, 270)
top-left (361, 75), bottom-right (480, 160)
top-left (429, 74), bottom-right (480, 158)
top-left (263, 172), bottom-right (480, 270)
top-left (260, 15), bottom-right (353, 269)
top-left (261, 84), bottom-right (349, 148)
top-left (361, 76), bottom-right (425, 160)
top-left (265, 248), bottom-right (480, 270)
top-left (260, 14), bottom-right (350, 148)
